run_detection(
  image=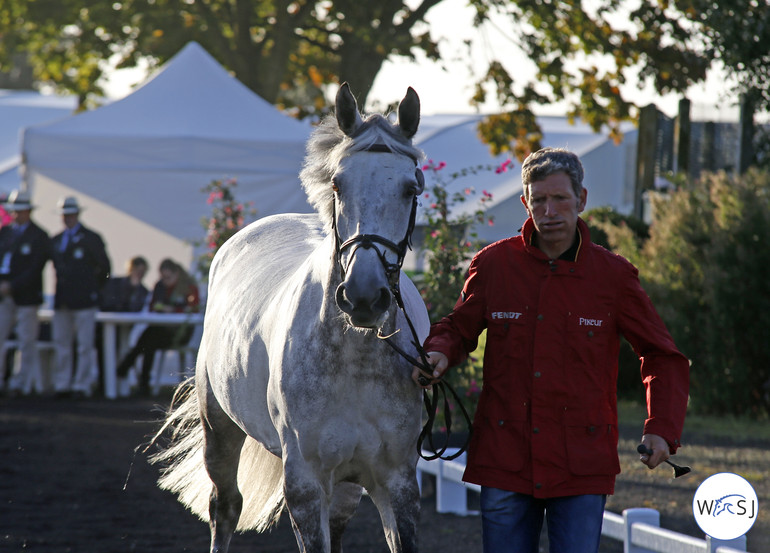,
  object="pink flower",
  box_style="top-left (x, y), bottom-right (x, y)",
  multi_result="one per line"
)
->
top-left (464, 187), bottom-right (472, 195)
top-left (431, 230), bottom-right (439, 238)
top-left (495, 159), bottom-right (513, 173)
